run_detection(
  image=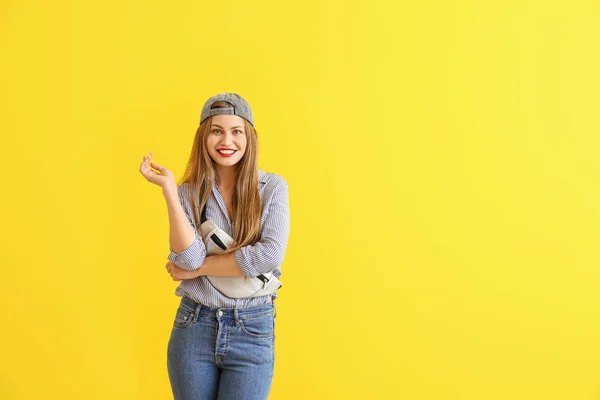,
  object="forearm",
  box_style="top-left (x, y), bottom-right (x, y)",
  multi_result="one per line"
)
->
top-left (163, 186), bottom-right (196, 253)
top-left (196, 253), bottom-right (245, 277)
